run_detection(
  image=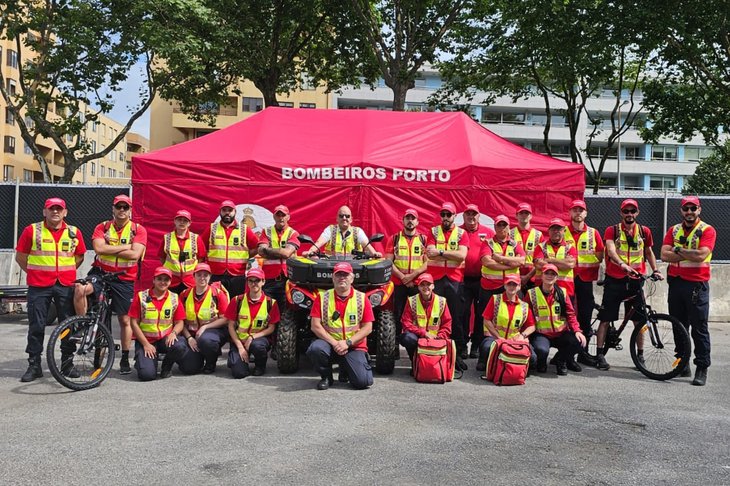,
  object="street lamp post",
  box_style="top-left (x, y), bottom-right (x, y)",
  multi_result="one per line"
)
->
top-left (616, 99), bottom-right (629, 195)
